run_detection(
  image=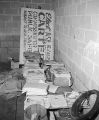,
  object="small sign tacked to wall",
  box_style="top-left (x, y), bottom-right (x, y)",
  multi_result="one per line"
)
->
top-left (20, 8), bottom-right (54, 64)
